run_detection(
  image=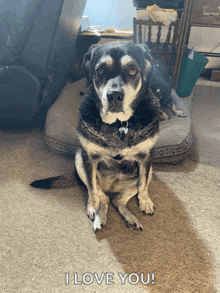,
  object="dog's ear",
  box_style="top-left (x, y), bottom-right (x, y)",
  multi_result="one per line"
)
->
top-left (82, 44), bottom-right (100, 83)
top-left (137, 44), bottom-right (152, 62)
top-left (138, 44), bottom-right (173, 99)
top-left (137, 44), bottom-right (155, 69)
top-left (137, 44), bottom-right (155, 83)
